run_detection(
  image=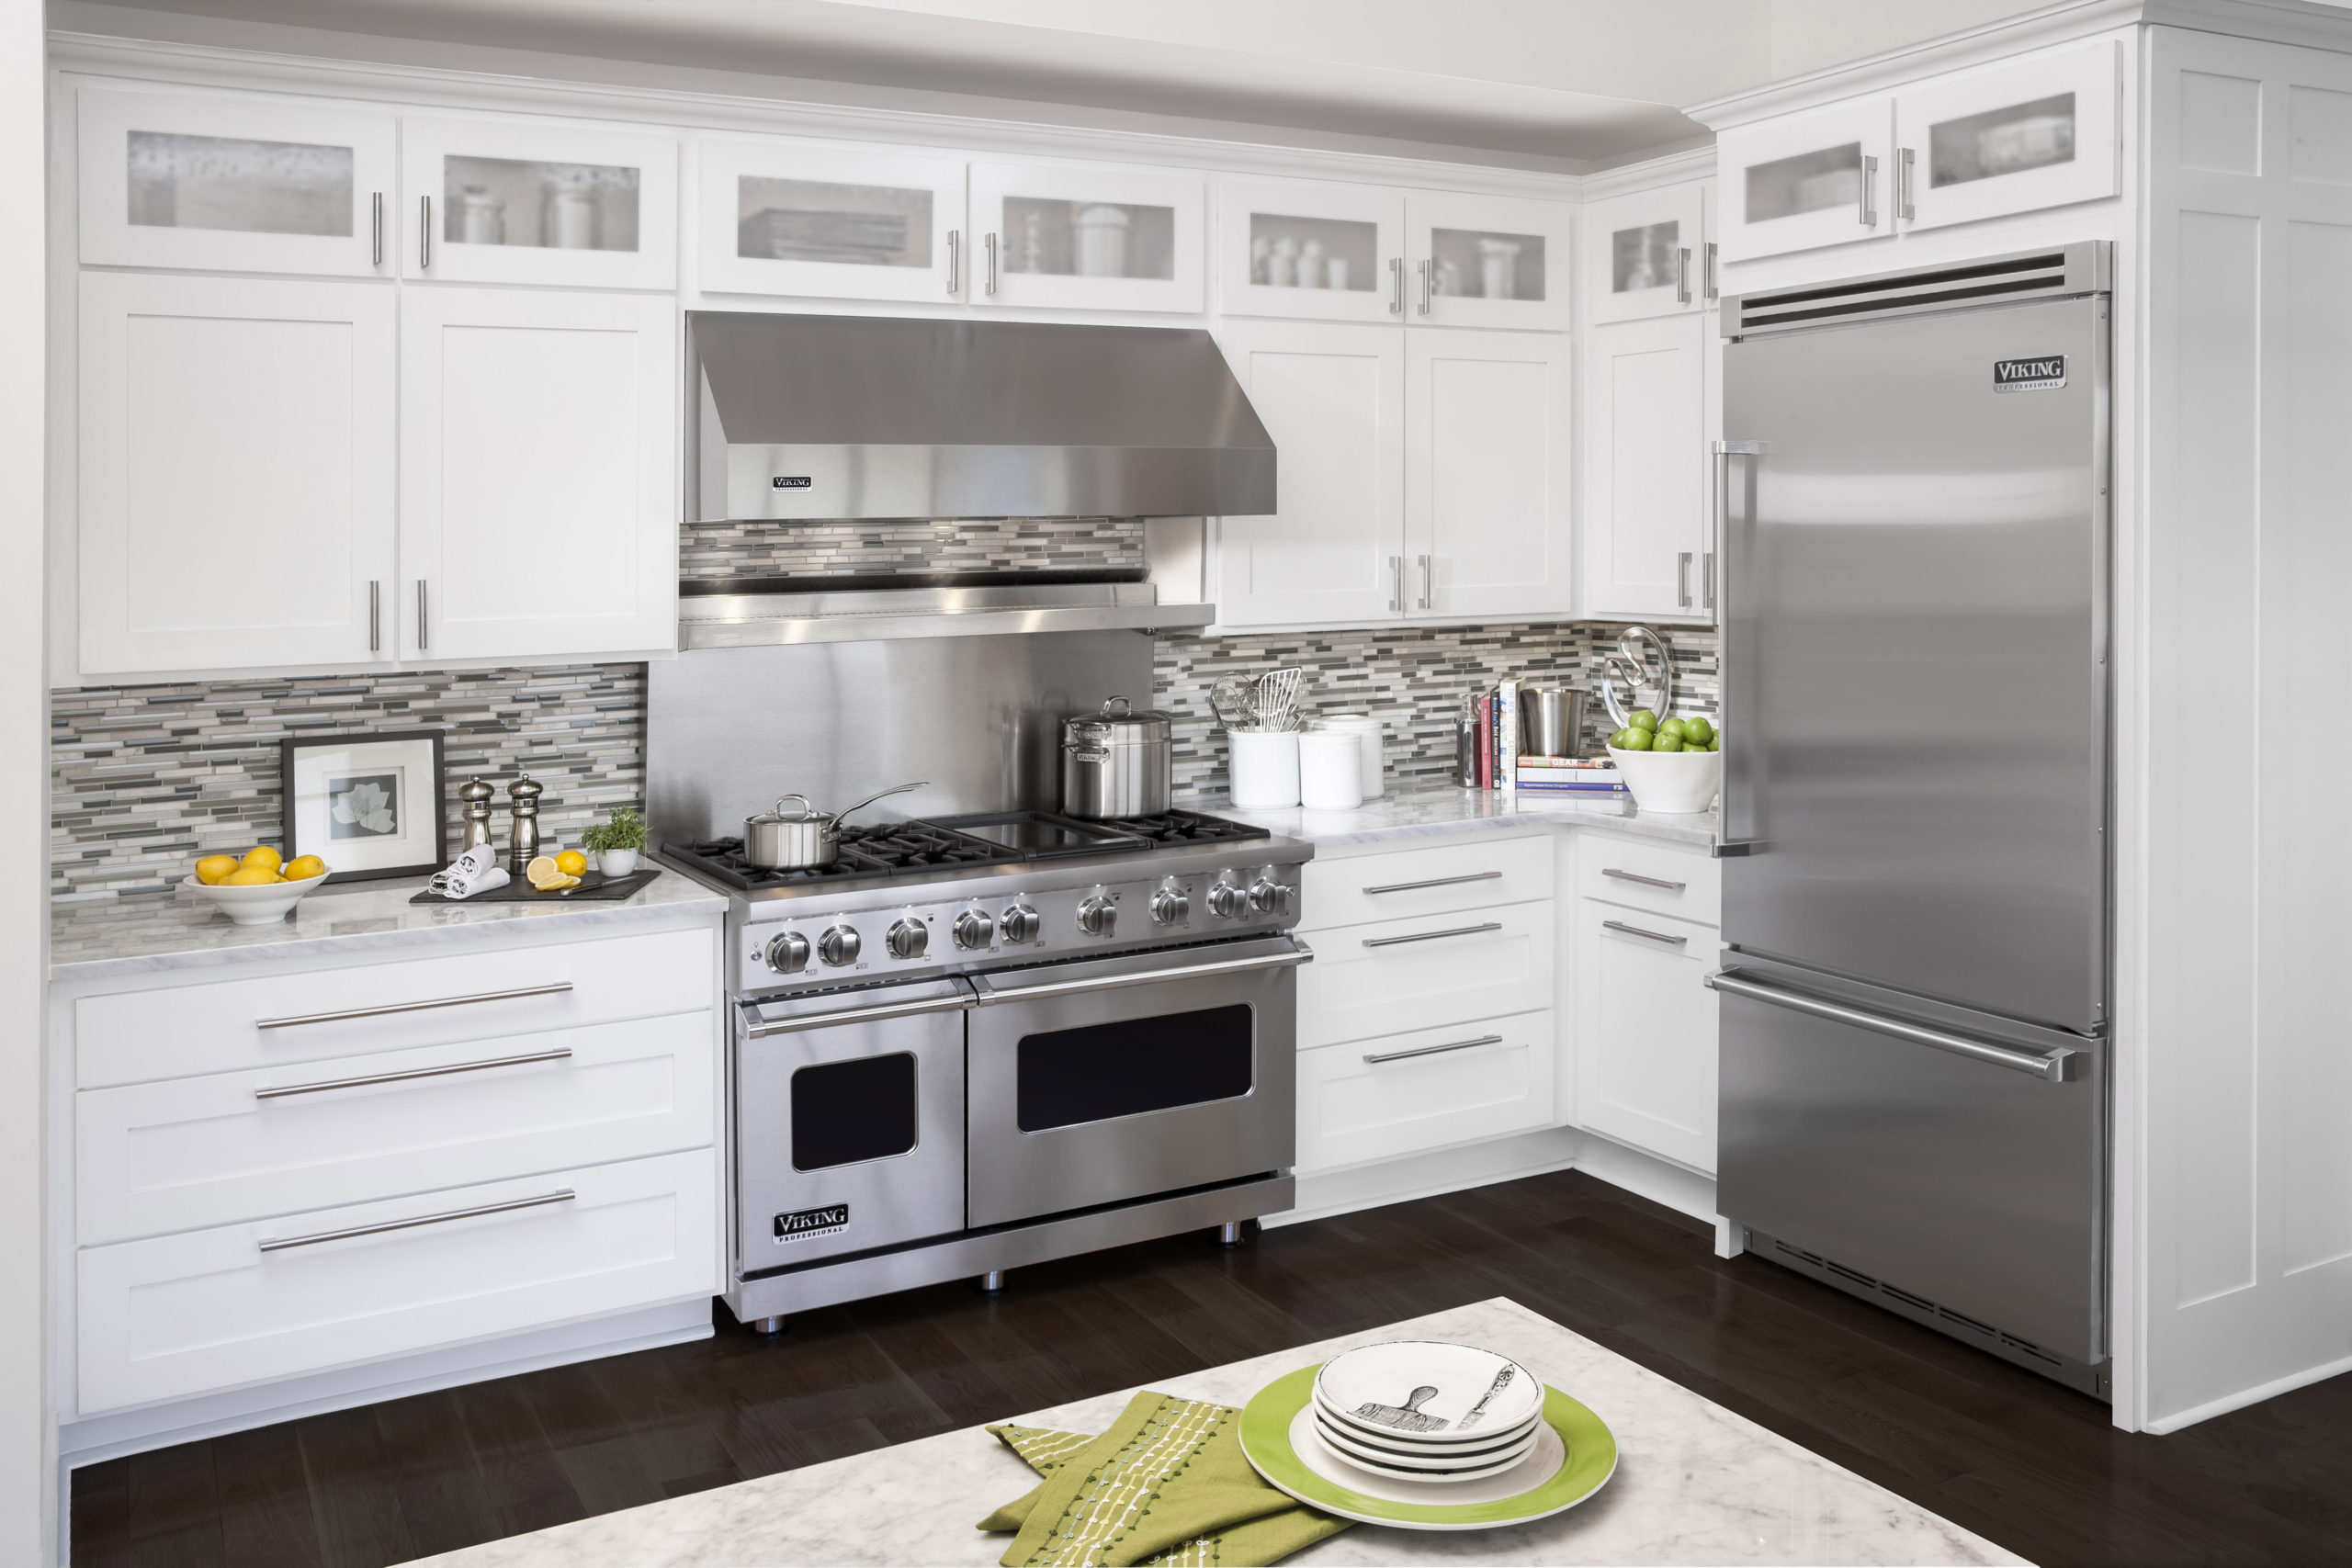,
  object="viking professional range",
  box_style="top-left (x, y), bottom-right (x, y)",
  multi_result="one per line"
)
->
top-left (1713, 244), bottom-right (2112, 1396)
